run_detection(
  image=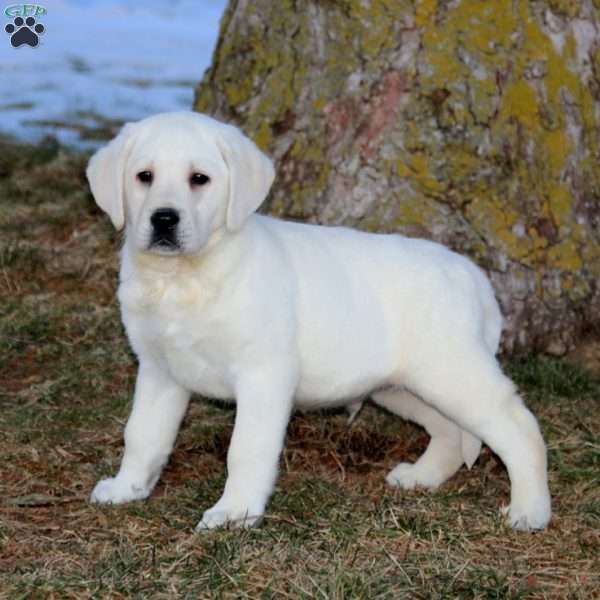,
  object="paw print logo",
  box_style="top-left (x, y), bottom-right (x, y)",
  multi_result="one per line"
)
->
top-left (5, 16), bottom-right (45, 48)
